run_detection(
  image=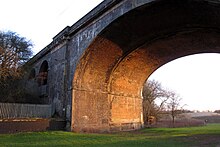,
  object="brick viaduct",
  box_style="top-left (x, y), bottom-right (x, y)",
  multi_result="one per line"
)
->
top-left (26, 0), bottom-right (220, 132)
